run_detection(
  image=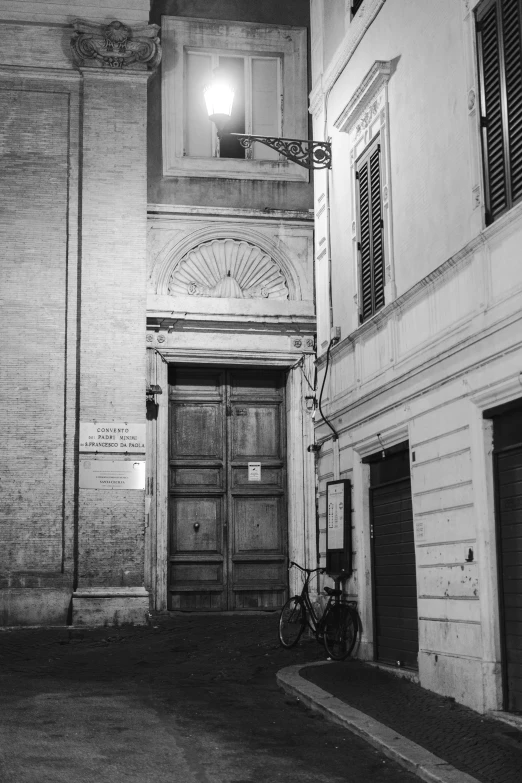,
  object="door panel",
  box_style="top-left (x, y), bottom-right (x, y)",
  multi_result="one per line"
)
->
top-left (168, 366), bottom-right (287, 611)
top-left (170, 404), bottom-right (222, 459)
top-left (171, 498), bottom-right (222, 552)
top-left (231, 405), bottom-right (281, 458)
top-left (234, 497), bottom-right (282, 551)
